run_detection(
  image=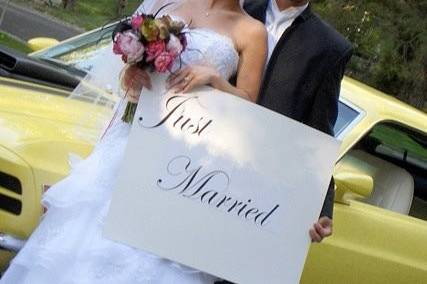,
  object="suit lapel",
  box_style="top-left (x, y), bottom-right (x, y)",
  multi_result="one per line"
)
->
top-left (256, 3), bottom-right (315, 103)
top-left (243, 0), bottom-right (269, 23)
top-left (266, 4), bottom-right (314, 68)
